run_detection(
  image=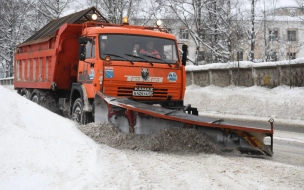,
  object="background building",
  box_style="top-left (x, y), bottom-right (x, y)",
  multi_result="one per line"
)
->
top-left (153, 6), bottom-right (304, 64)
